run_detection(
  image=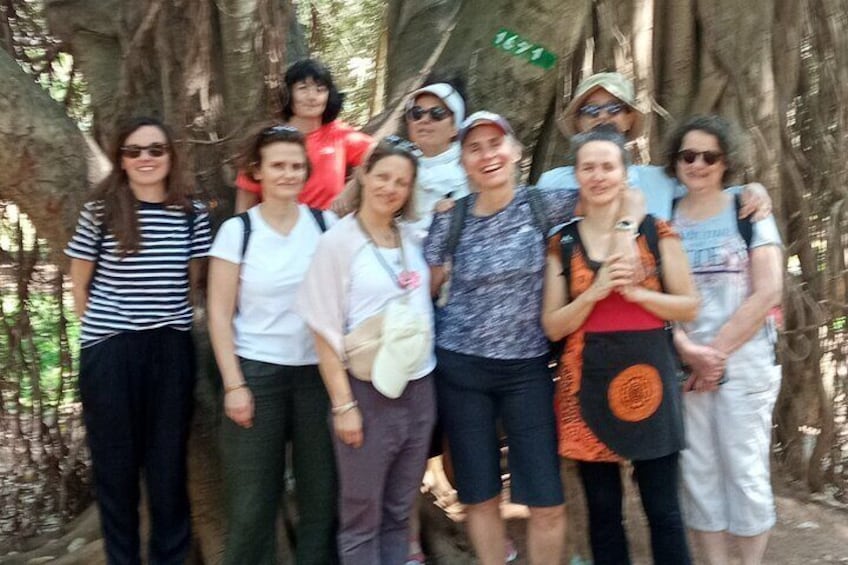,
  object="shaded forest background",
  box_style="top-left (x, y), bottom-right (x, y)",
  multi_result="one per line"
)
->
top-left (0, 0), bottom-right (845, 563)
